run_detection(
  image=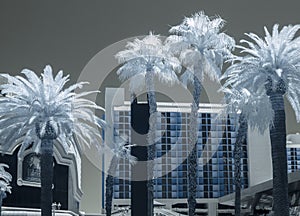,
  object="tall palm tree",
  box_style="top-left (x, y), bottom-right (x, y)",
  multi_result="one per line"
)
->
top-left (115, 32), bottom-right (181, 215)
top-left (221, 87), bottom-right (273, 215)
top-left (222, 24), bottom-right (300, 216)
top-left (166, 11), bottom-right (235, 216)
top-left (105, 135), bottom-right (136, 216)
top-left (0, 65), bottom-right (106, 216)
top-left (0, 163), bottom-right (12, 216)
